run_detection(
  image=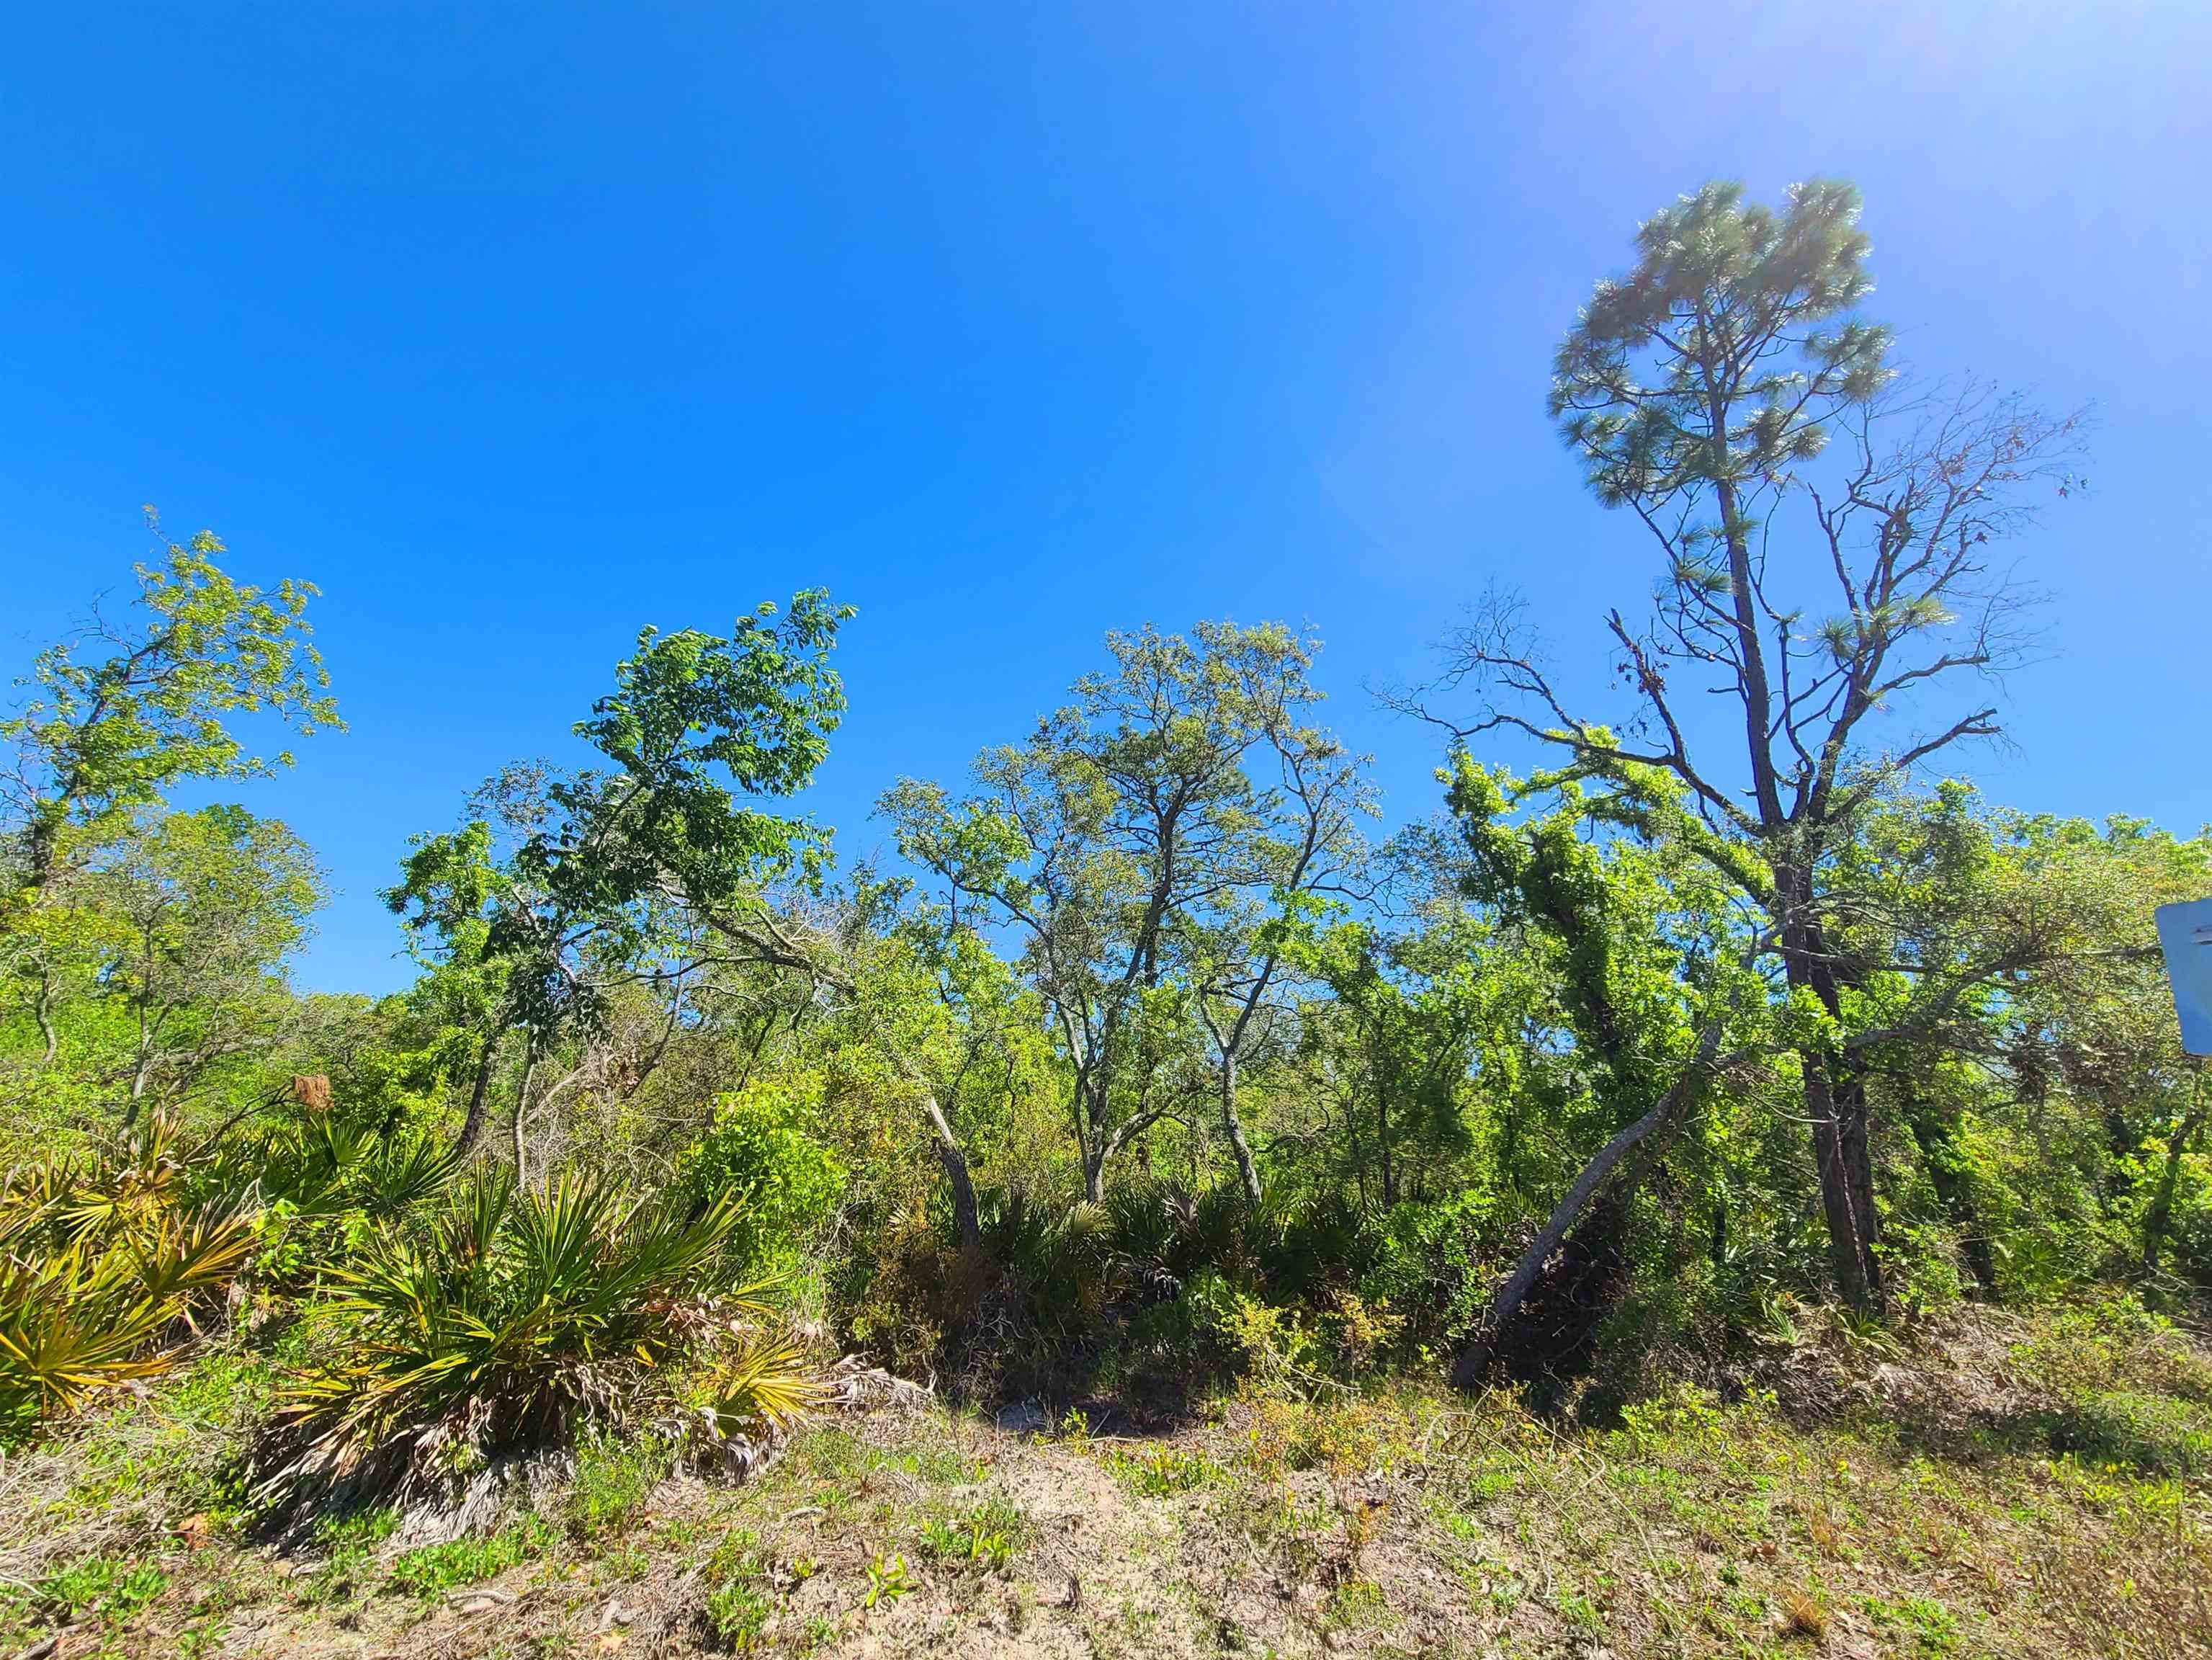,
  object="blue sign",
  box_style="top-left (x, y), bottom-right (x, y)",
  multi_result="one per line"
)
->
top-left (2157, 898), bottom-right (2212, 1057)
